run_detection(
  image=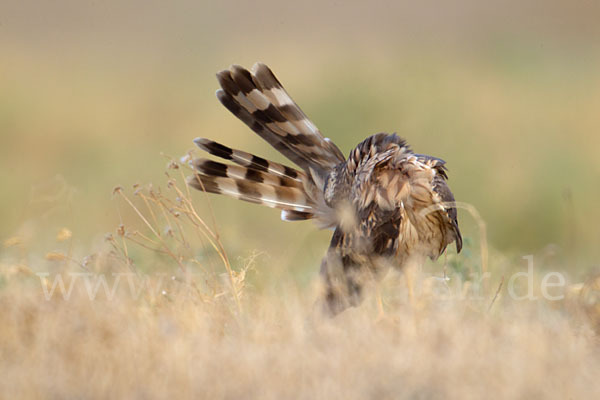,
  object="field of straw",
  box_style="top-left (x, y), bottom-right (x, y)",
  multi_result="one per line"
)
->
top-left (2, 1), bottom-right (600, 399)
top-left (2, 165), bottom-right (600, 399)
